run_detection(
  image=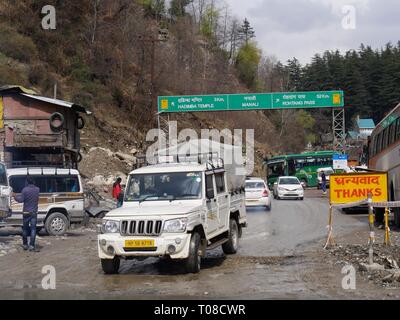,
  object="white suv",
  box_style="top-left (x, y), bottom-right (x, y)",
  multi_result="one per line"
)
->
top-left (7, 168), bottom-right (85, 235)
top-left (98, 157), bottom-right (247, 274)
